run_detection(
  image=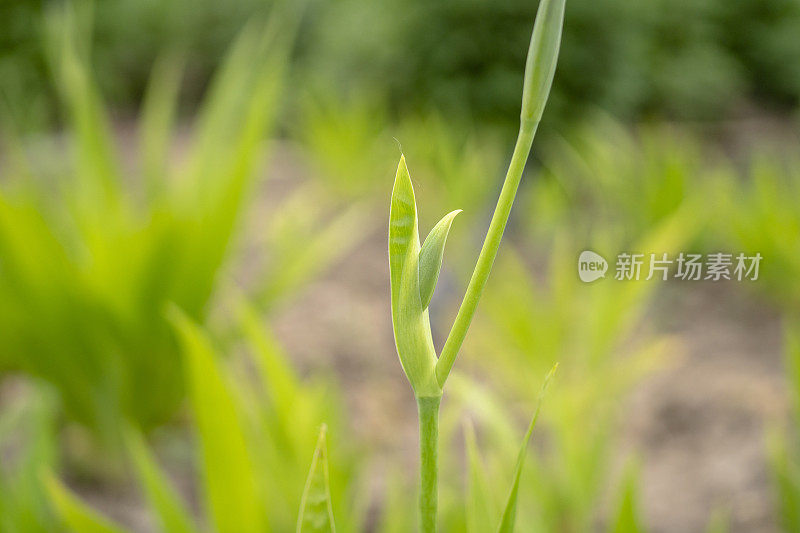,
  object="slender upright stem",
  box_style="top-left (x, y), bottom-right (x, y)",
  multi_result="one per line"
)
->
top-left (417, 395), bottom-right (441, 533)
top-left (435, 118), bottom-right (538, 387)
